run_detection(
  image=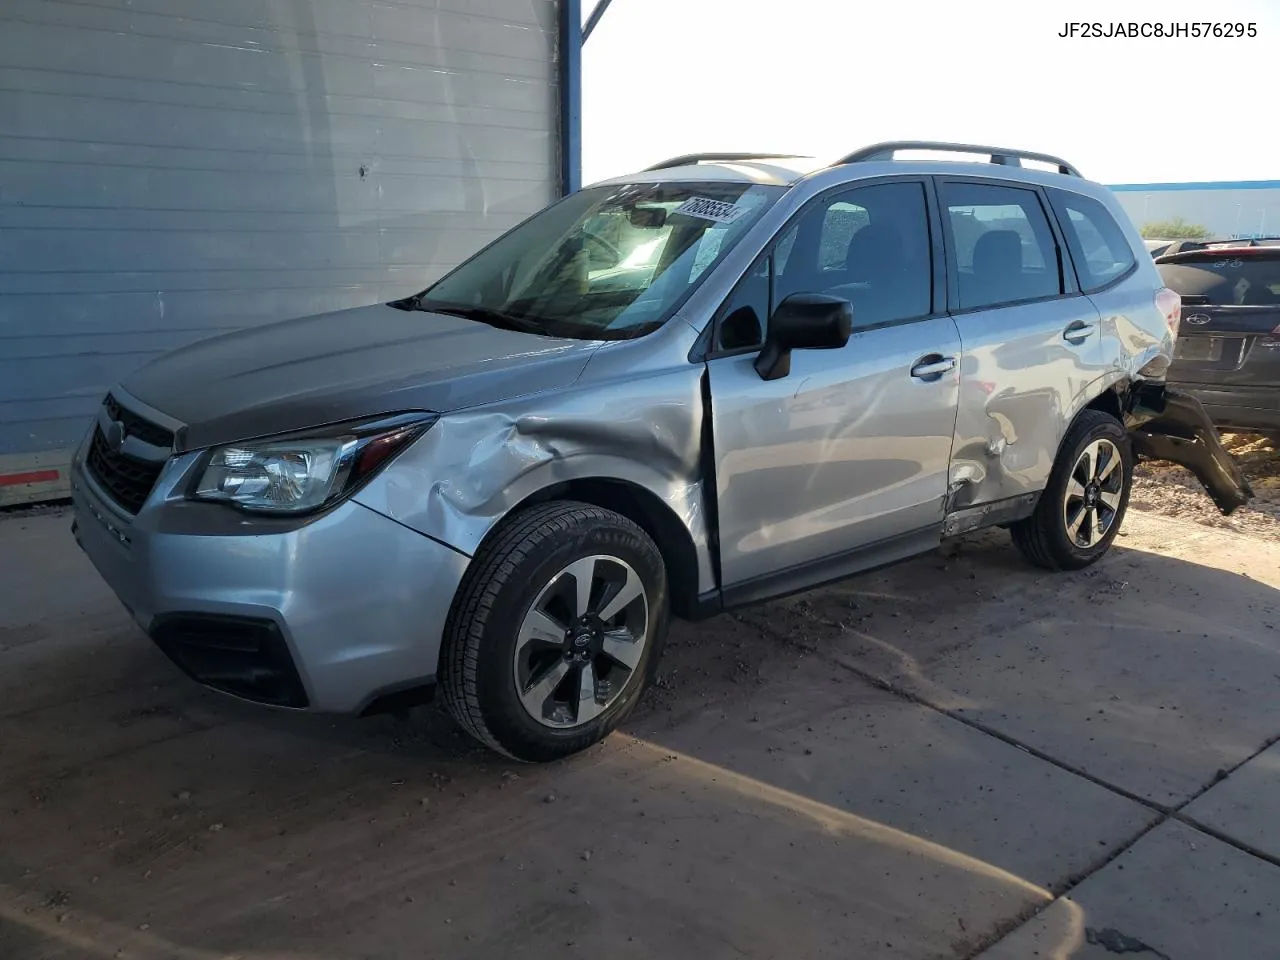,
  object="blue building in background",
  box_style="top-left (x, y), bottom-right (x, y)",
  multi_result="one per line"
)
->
top-left (1110, 181), bottom-right (1280, 240)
